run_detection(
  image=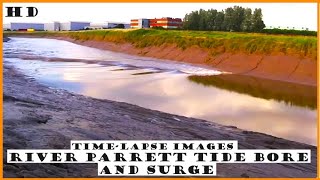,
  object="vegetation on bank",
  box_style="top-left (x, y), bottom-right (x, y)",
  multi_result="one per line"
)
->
top-left (260, 29), bottom-right (317, 37)
top-left (183, 6), bottom-right (265, 32)
top-left (182, 6), bottom-right (316, 37)
top-left (4, 29), bottom-right (317, 60)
